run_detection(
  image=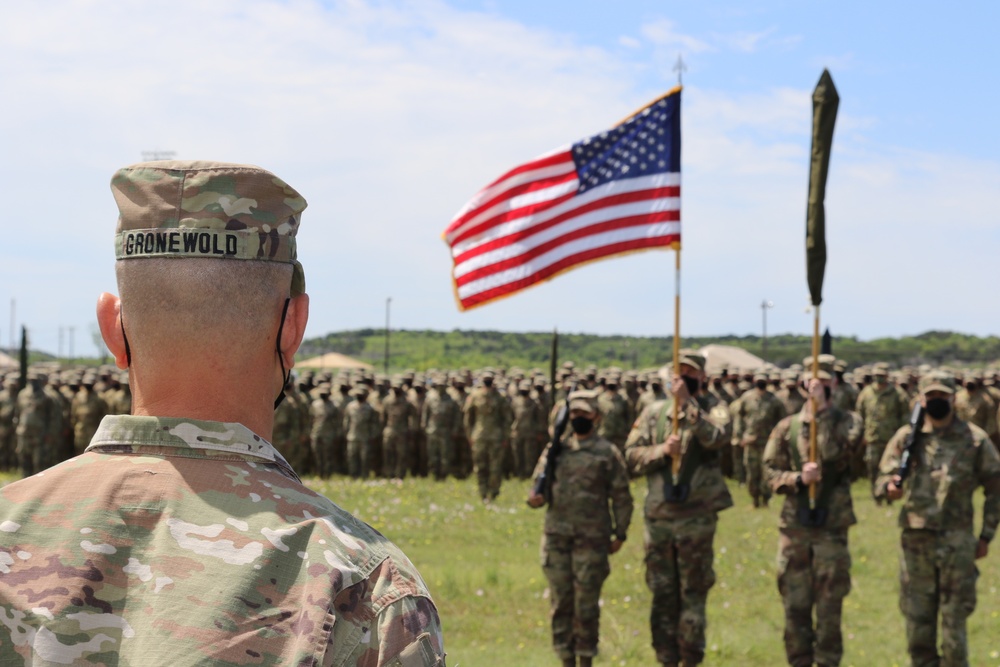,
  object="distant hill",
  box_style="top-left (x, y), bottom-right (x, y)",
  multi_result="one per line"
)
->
top-left (297, 329), bottom-right (1000, 373)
